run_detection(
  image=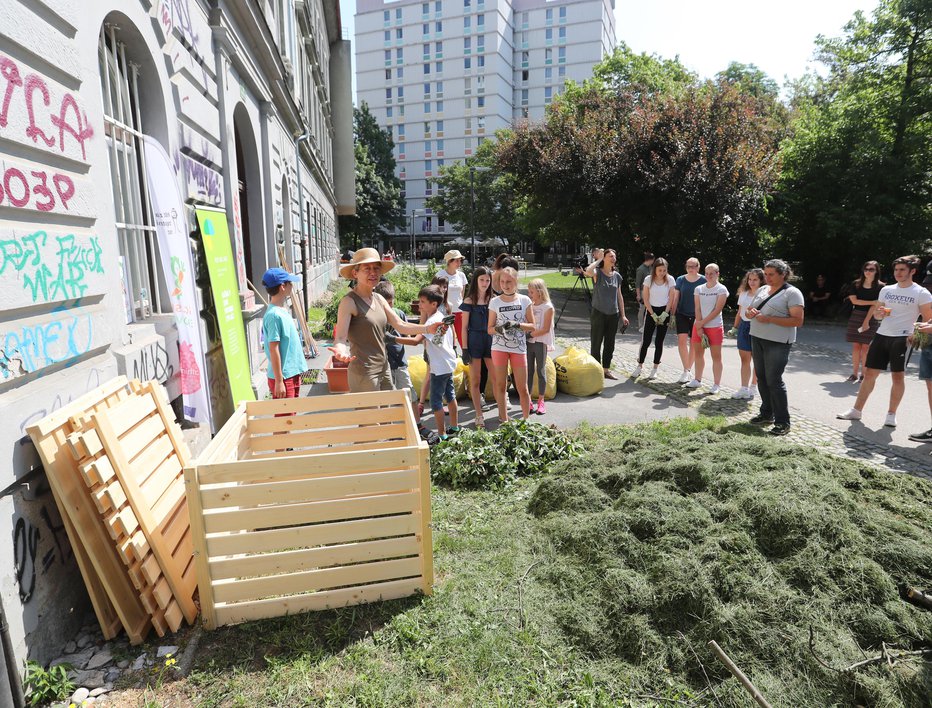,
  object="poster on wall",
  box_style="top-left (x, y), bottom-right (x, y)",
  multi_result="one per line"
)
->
top-left (141, 136), bottom-right (211, 425)
top-left (194, 206), bottom-right (256, 406)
